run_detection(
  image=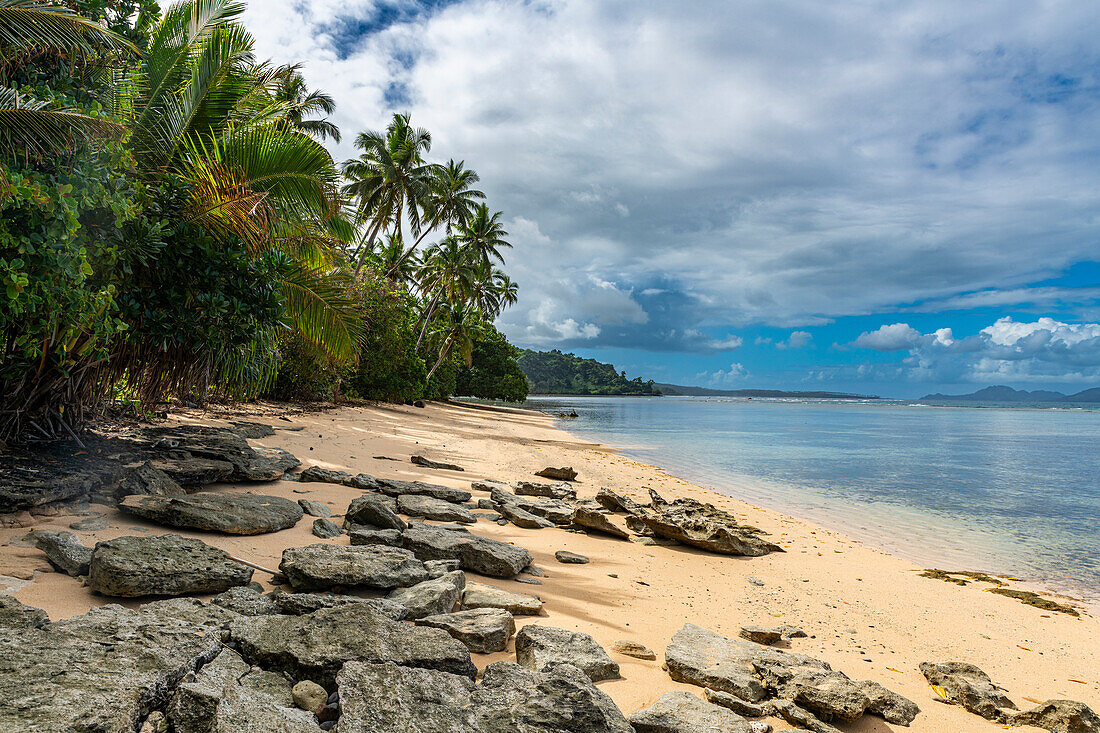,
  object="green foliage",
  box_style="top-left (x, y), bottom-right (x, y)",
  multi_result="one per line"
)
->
top-left (346, 274), bottom-right (427, 402)
top-left (267, 329), bottom-right (343, 401)
top-left (454, 325), bottom-right (528, 402)
top-left (517, 349), bottom-right (661, 396)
